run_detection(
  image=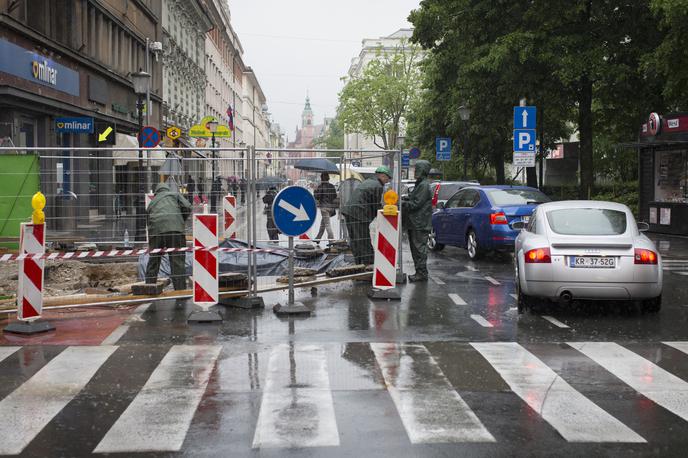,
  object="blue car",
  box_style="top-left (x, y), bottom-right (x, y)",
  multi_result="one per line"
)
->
top-left (428, 185), bottom-right (550, 259)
